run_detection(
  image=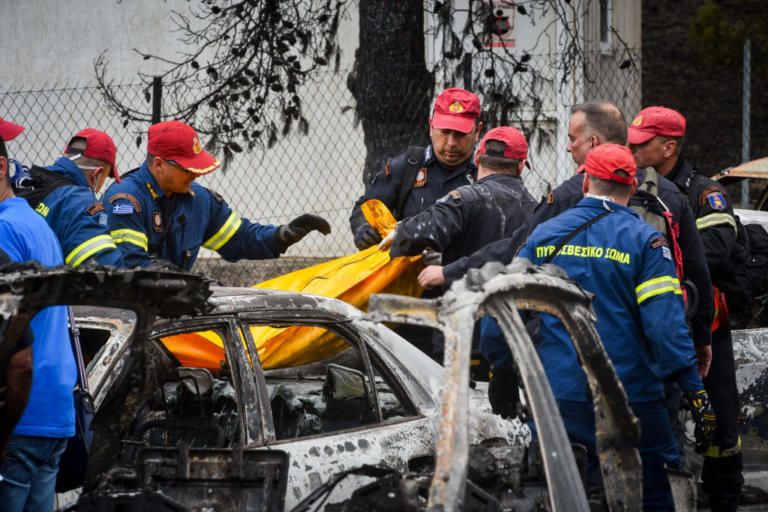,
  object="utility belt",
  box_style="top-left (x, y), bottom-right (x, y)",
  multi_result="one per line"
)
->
top-left (712, 286), bottom-right (729, 332)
